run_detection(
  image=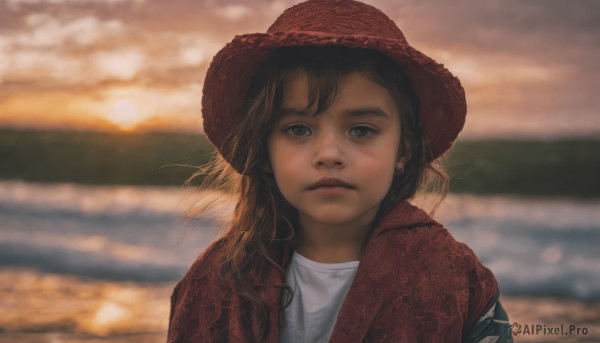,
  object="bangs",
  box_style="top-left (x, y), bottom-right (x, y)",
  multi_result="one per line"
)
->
top-left (283, 64), bottom-right (347, 119)
top-left (246, 45), bottom-right (420, 138)
top-left (276, 46), bottom-right (417, 119)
